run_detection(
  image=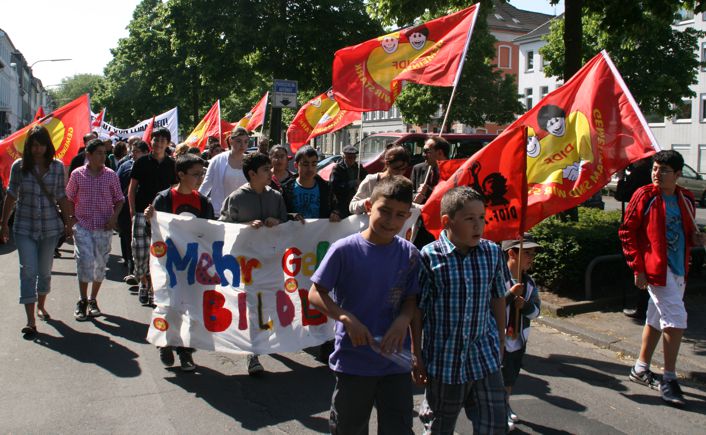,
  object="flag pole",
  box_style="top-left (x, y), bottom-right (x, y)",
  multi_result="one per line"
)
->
top-left (438, 3), bottom-right (480, 135)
